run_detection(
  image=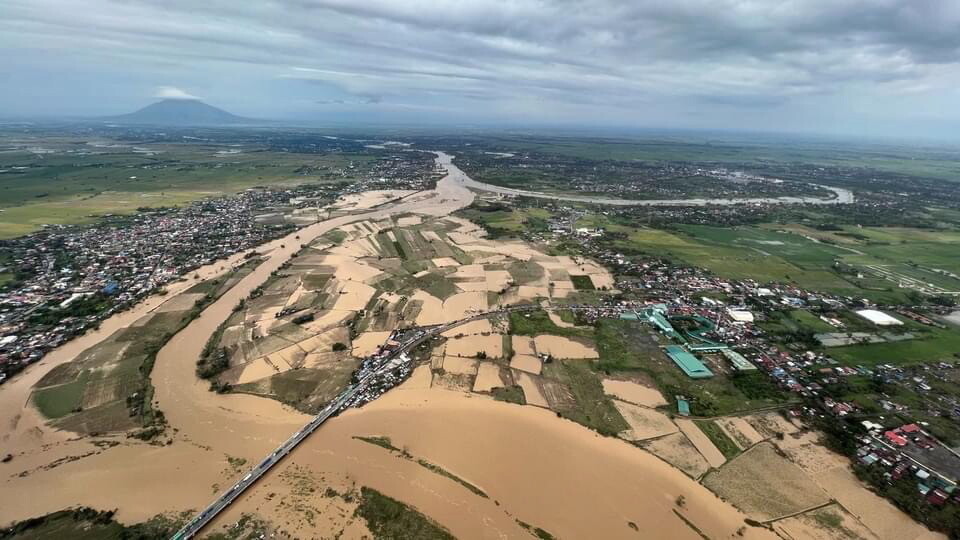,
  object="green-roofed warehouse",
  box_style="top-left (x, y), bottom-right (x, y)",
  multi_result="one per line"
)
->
top-left (665, 345), bottom-right (713, 379)
top-left (722, 349), bottom-right (757, 371)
